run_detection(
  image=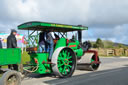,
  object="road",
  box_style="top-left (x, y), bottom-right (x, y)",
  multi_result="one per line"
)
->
top-left (22, 57), bottom-right (128, 85)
